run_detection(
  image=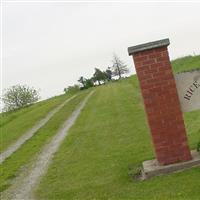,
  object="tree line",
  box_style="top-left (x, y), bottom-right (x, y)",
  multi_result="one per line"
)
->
top-left (64, 54), bottom-right (129, 93)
